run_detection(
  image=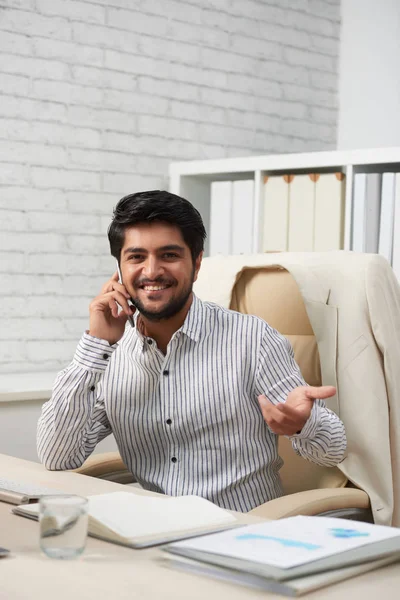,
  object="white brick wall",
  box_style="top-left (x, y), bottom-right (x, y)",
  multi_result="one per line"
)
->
top-left (0, 0), bottom-right (340, 374)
